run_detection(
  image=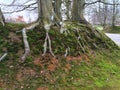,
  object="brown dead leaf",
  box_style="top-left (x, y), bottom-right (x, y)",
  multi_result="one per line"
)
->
top-left (47, 64), bottom-right (56, 71)
top-left (16, 68), bottom-right (36, 81)
top-left (36, 87), bottom-right (48, 90)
